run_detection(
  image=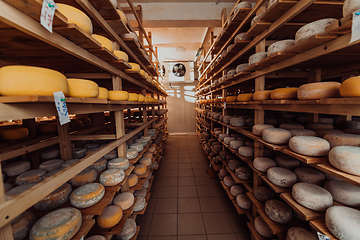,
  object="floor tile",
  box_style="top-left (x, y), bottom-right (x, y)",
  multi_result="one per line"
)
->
top-left (146, 198), bottom-right (156, 214)
top-left (164, 163), bottom-right (179, 170)
top-left (177, 235), bottom-right (207, 240)
top-left (154, 198), bottom-right (178, 214)
top-left (207, 234), bottom-right (238, 240)
top-left (199, 197), bottom-right (225, 213)
top-left (226, 212), bottom-right (250, 234)
top-left (202, 212), bottom-right (234, 234)
top-left (178, 163), bottom-right (192, 169)
top-left (137, 214), bottom-right (153, 236)
top-left (178, 198), bottom-right (201, 213)
top-left (178, 177), bottom-right (195, 186)
top-left (161, 177), bottom-right (178, 187)
top-left (195, 176), bottom-right (213, 186)
top-left (193, 169), bottom-right (208, 177)
top-left (178, 213), bottom-right (206, 235)
top-left (179, 169), bottom-right (194, 177)
top-left (178, 186), bottom-right (198, 198)
top-left (236, 233), bottom-right (251, 240)
top-left (148, 236), bottom-right (177, 240)
top-left (197, 186), bottom-right (218, 197)
top-left (192, 163), bottom-right (208, 169)
top-left (163, 169), bottom-right (178, 178)
top-left (149, 214), bottom-right (178, 236)
top-left (157, 186), bottom-right (178, 198)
